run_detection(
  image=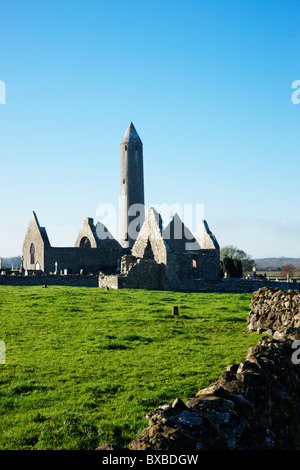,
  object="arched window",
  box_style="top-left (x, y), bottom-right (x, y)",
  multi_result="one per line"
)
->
top-left (79, 237), bottom-right (91, 248)
top-left (30, 243), bottom-right (35, 265)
